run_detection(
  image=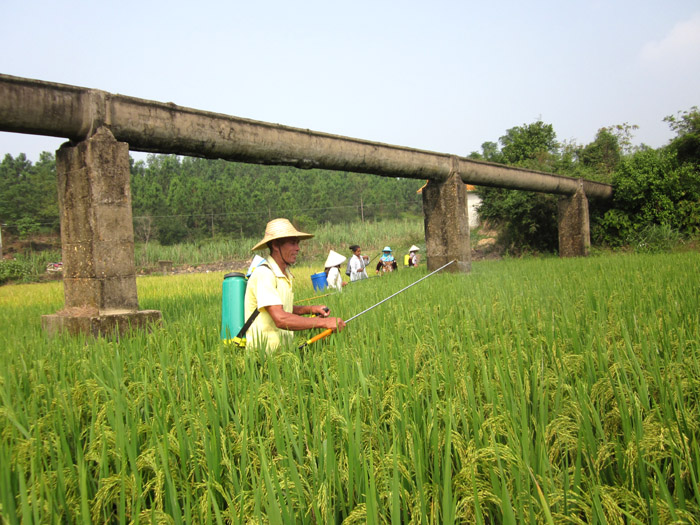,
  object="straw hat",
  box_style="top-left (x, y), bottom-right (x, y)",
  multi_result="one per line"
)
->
top-left (409, 245), bottom-right (420, 252)
top-left (324, 249), bottom-right (346, 268)
top-left (251, 218), bottom-right (313, 251)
